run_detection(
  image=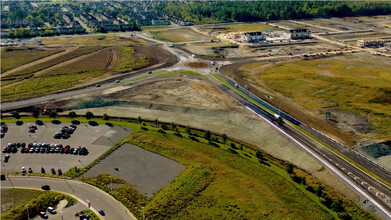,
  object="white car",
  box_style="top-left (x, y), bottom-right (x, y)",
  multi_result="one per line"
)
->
top-left (21, 167), bottom-right (26, 173)
top-left (115, 80), bottom-right (120, 83)
top-left (48, 207), bottom-right (57, 214)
